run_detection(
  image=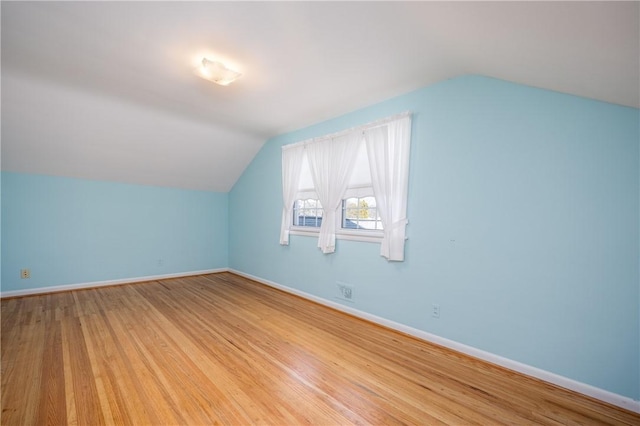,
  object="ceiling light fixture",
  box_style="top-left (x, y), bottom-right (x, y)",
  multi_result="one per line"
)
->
top-left (196, 58), bottom-right (242, 86)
